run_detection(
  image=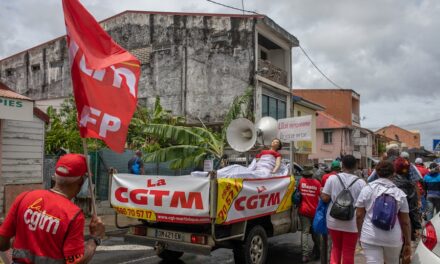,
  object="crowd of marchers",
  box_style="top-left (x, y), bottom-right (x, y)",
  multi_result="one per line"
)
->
top-left (296, 144), bottom-right (439, 264)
